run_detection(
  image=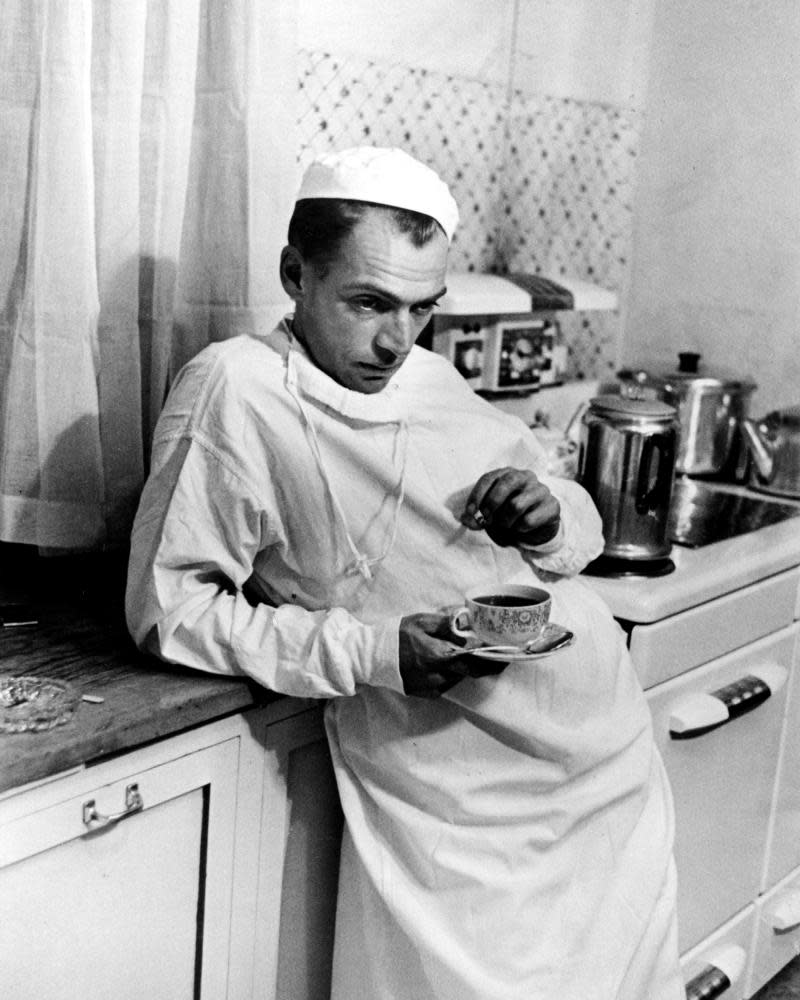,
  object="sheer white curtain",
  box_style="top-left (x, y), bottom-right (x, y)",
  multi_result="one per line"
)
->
top-left (0, 0), bottom-right (297, 551)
